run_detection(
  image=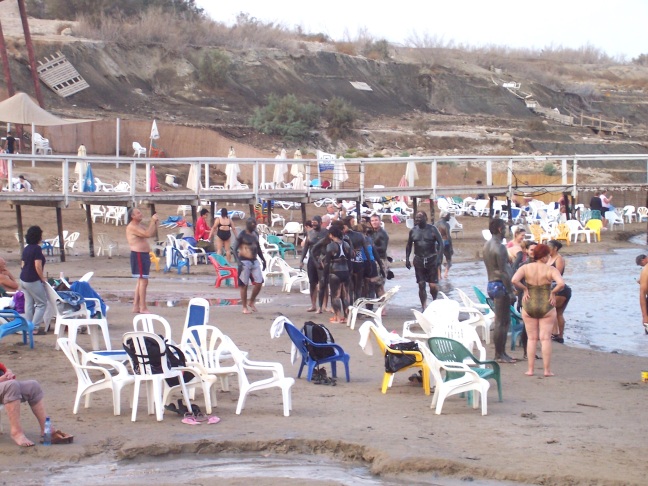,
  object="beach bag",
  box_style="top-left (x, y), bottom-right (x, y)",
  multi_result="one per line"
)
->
top-left (301, 321), bottom-right (336, 361)
top-left (123, 336), bottom-right (195, 387)
top-left (385, 341), bottom-right (421, 373)
top-left (11, 291), bottom-right (24, 313)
